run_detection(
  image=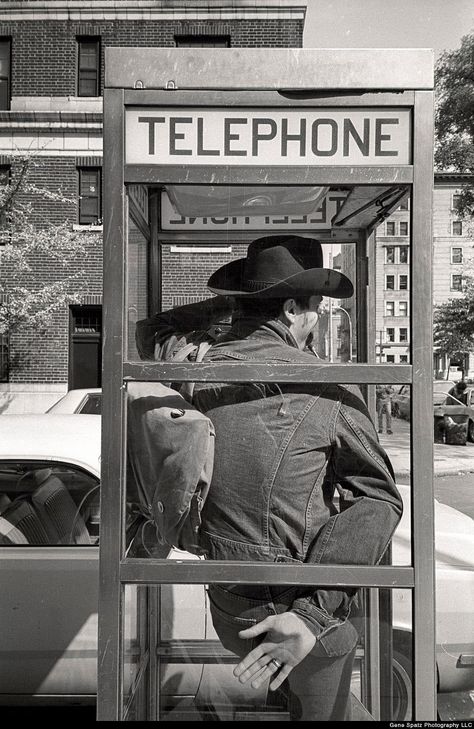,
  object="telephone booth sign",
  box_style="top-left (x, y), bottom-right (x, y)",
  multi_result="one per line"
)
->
top-left (100, 48), bottom-right (435, 721)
